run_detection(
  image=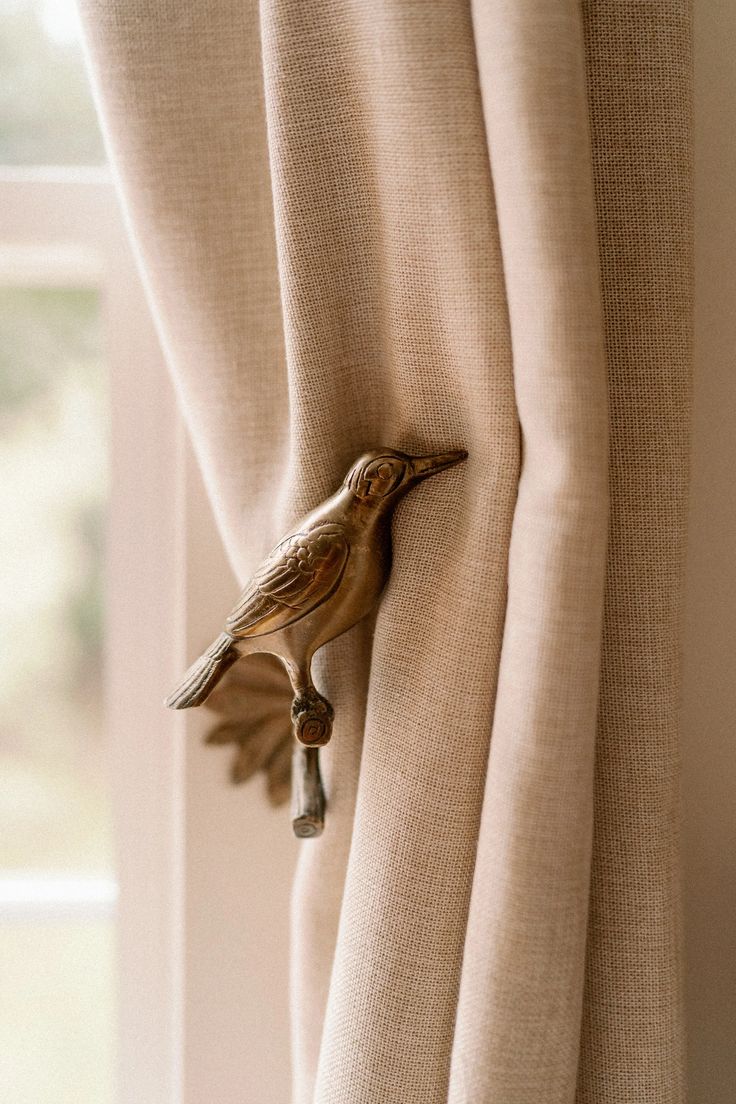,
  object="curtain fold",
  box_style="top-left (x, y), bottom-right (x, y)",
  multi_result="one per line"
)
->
top-left (449, 4), bottom-right (608, 1101)
top-left (80, 1), bottom-right (691, 1100)
top-left (577, 5), bottom-right (692, 1100)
